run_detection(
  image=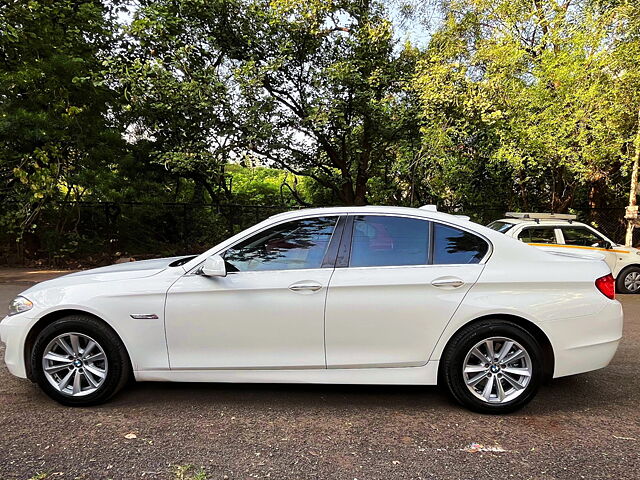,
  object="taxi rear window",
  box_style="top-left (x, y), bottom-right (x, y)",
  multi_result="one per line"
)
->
top-left (487, 221), bottom-right (515, 233)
